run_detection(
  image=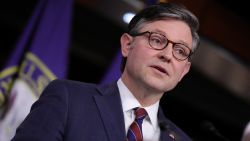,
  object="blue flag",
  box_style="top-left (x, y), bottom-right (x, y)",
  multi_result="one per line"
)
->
top-left (0, 0), bottom-right (73, 140)
top-left (100, 52), bottom-right (122, 84)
